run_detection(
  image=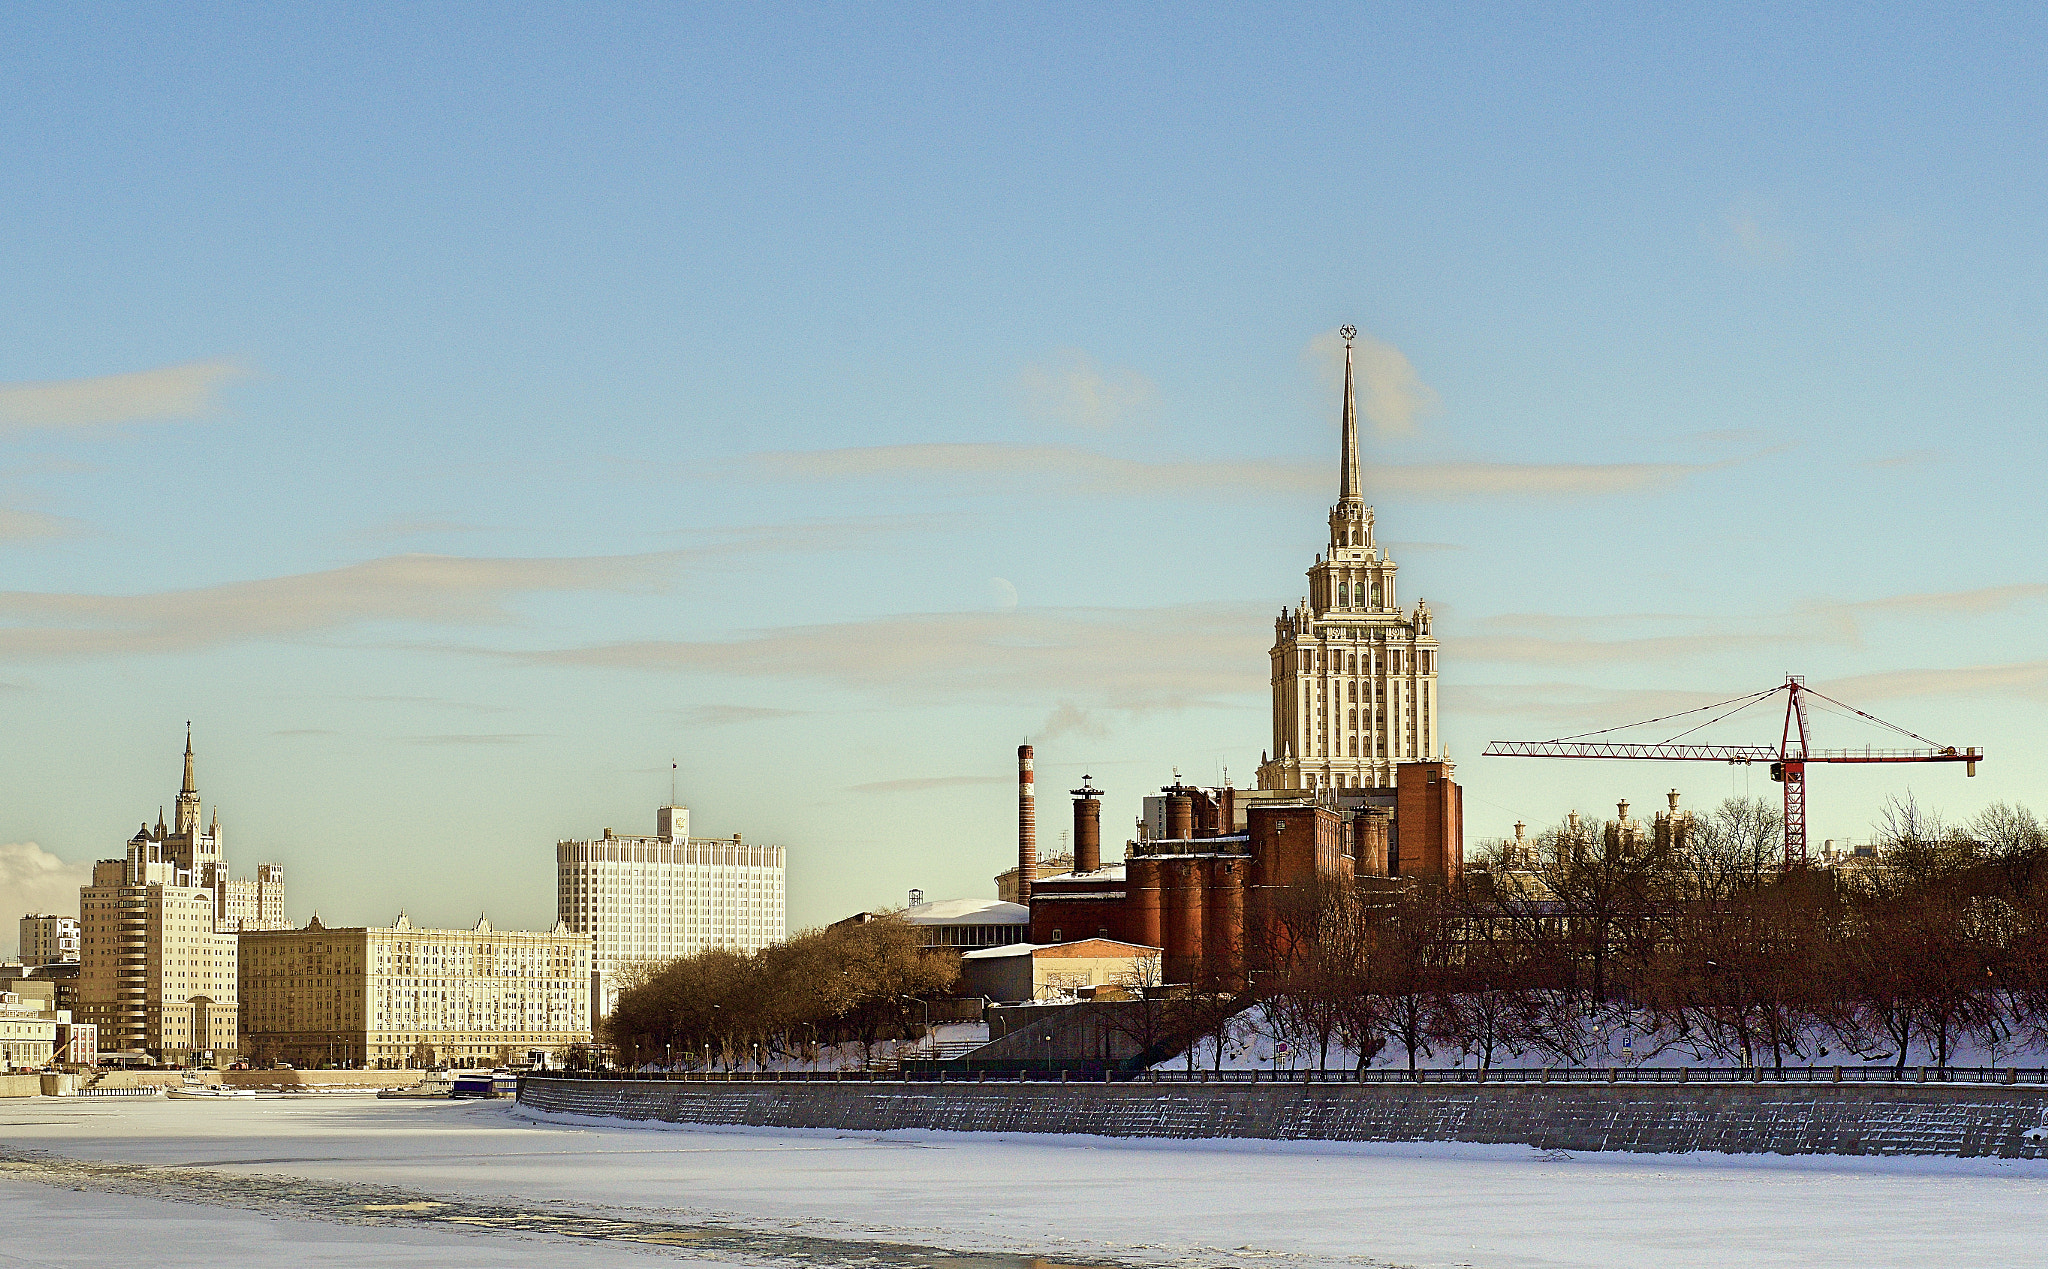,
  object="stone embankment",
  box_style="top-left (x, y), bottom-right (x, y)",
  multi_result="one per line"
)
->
top-left (0, 1068), bottom-right (432, 1097)
top-left (518, 1075), bottom-right (2048, 1159)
